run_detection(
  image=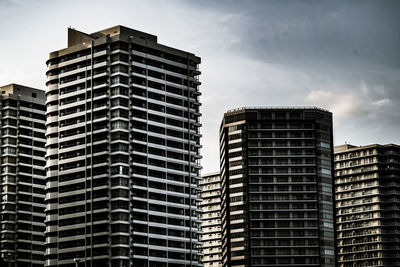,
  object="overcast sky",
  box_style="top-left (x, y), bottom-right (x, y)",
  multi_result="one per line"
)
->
top-left (1, 0), bottom-right (399, 173)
